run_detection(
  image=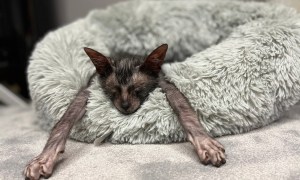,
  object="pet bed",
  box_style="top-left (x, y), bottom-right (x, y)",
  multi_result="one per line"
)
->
top-left (27, 0), bottom-right (300, 143)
